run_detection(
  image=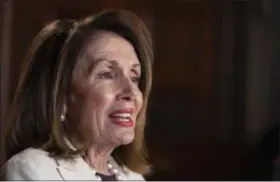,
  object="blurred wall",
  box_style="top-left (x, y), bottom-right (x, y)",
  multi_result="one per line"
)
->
top-left (0, 0), bottom-right (13, 126)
